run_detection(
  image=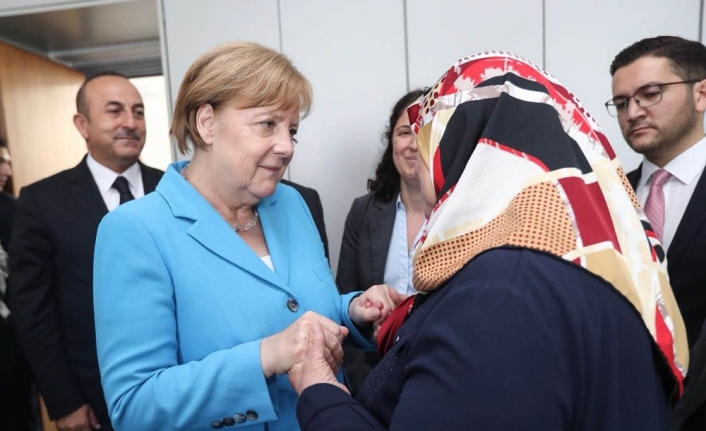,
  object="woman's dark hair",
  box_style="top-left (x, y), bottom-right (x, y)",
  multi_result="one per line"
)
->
top-left (367, 88), bottom-right (426, 201)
